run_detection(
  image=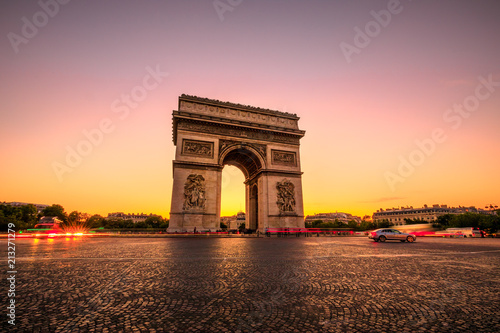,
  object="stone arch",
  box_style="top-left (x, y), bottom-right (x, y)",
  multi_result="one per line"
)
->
top-left (218, 144), bottom-right (266, 179)
top-left (168, 95), bottom-right (305, 232)
top-left (219, 145), bottom-right (265, 231)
